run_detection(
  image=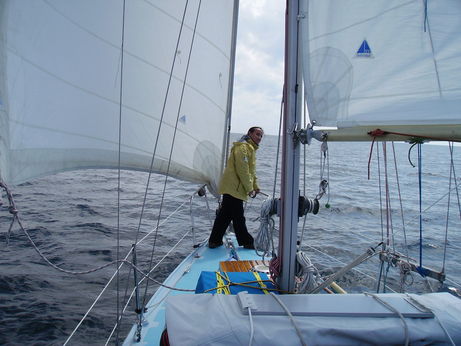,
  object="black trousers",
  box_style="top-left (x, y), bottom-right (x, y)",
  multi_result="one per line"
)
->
top-left (209, 194), bottom-right (254, 246)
